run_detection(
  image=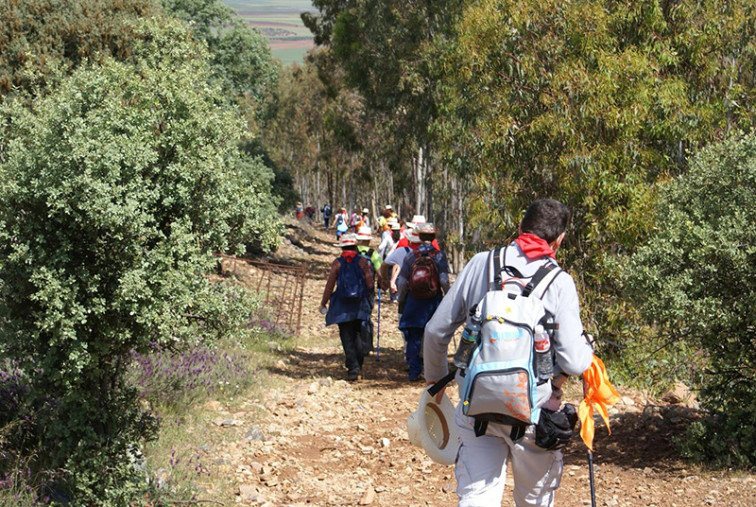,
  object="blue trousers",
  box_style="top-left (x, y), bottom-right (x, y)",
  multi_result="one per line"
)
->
top-left (403, 327), bottom-right (424, 379)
